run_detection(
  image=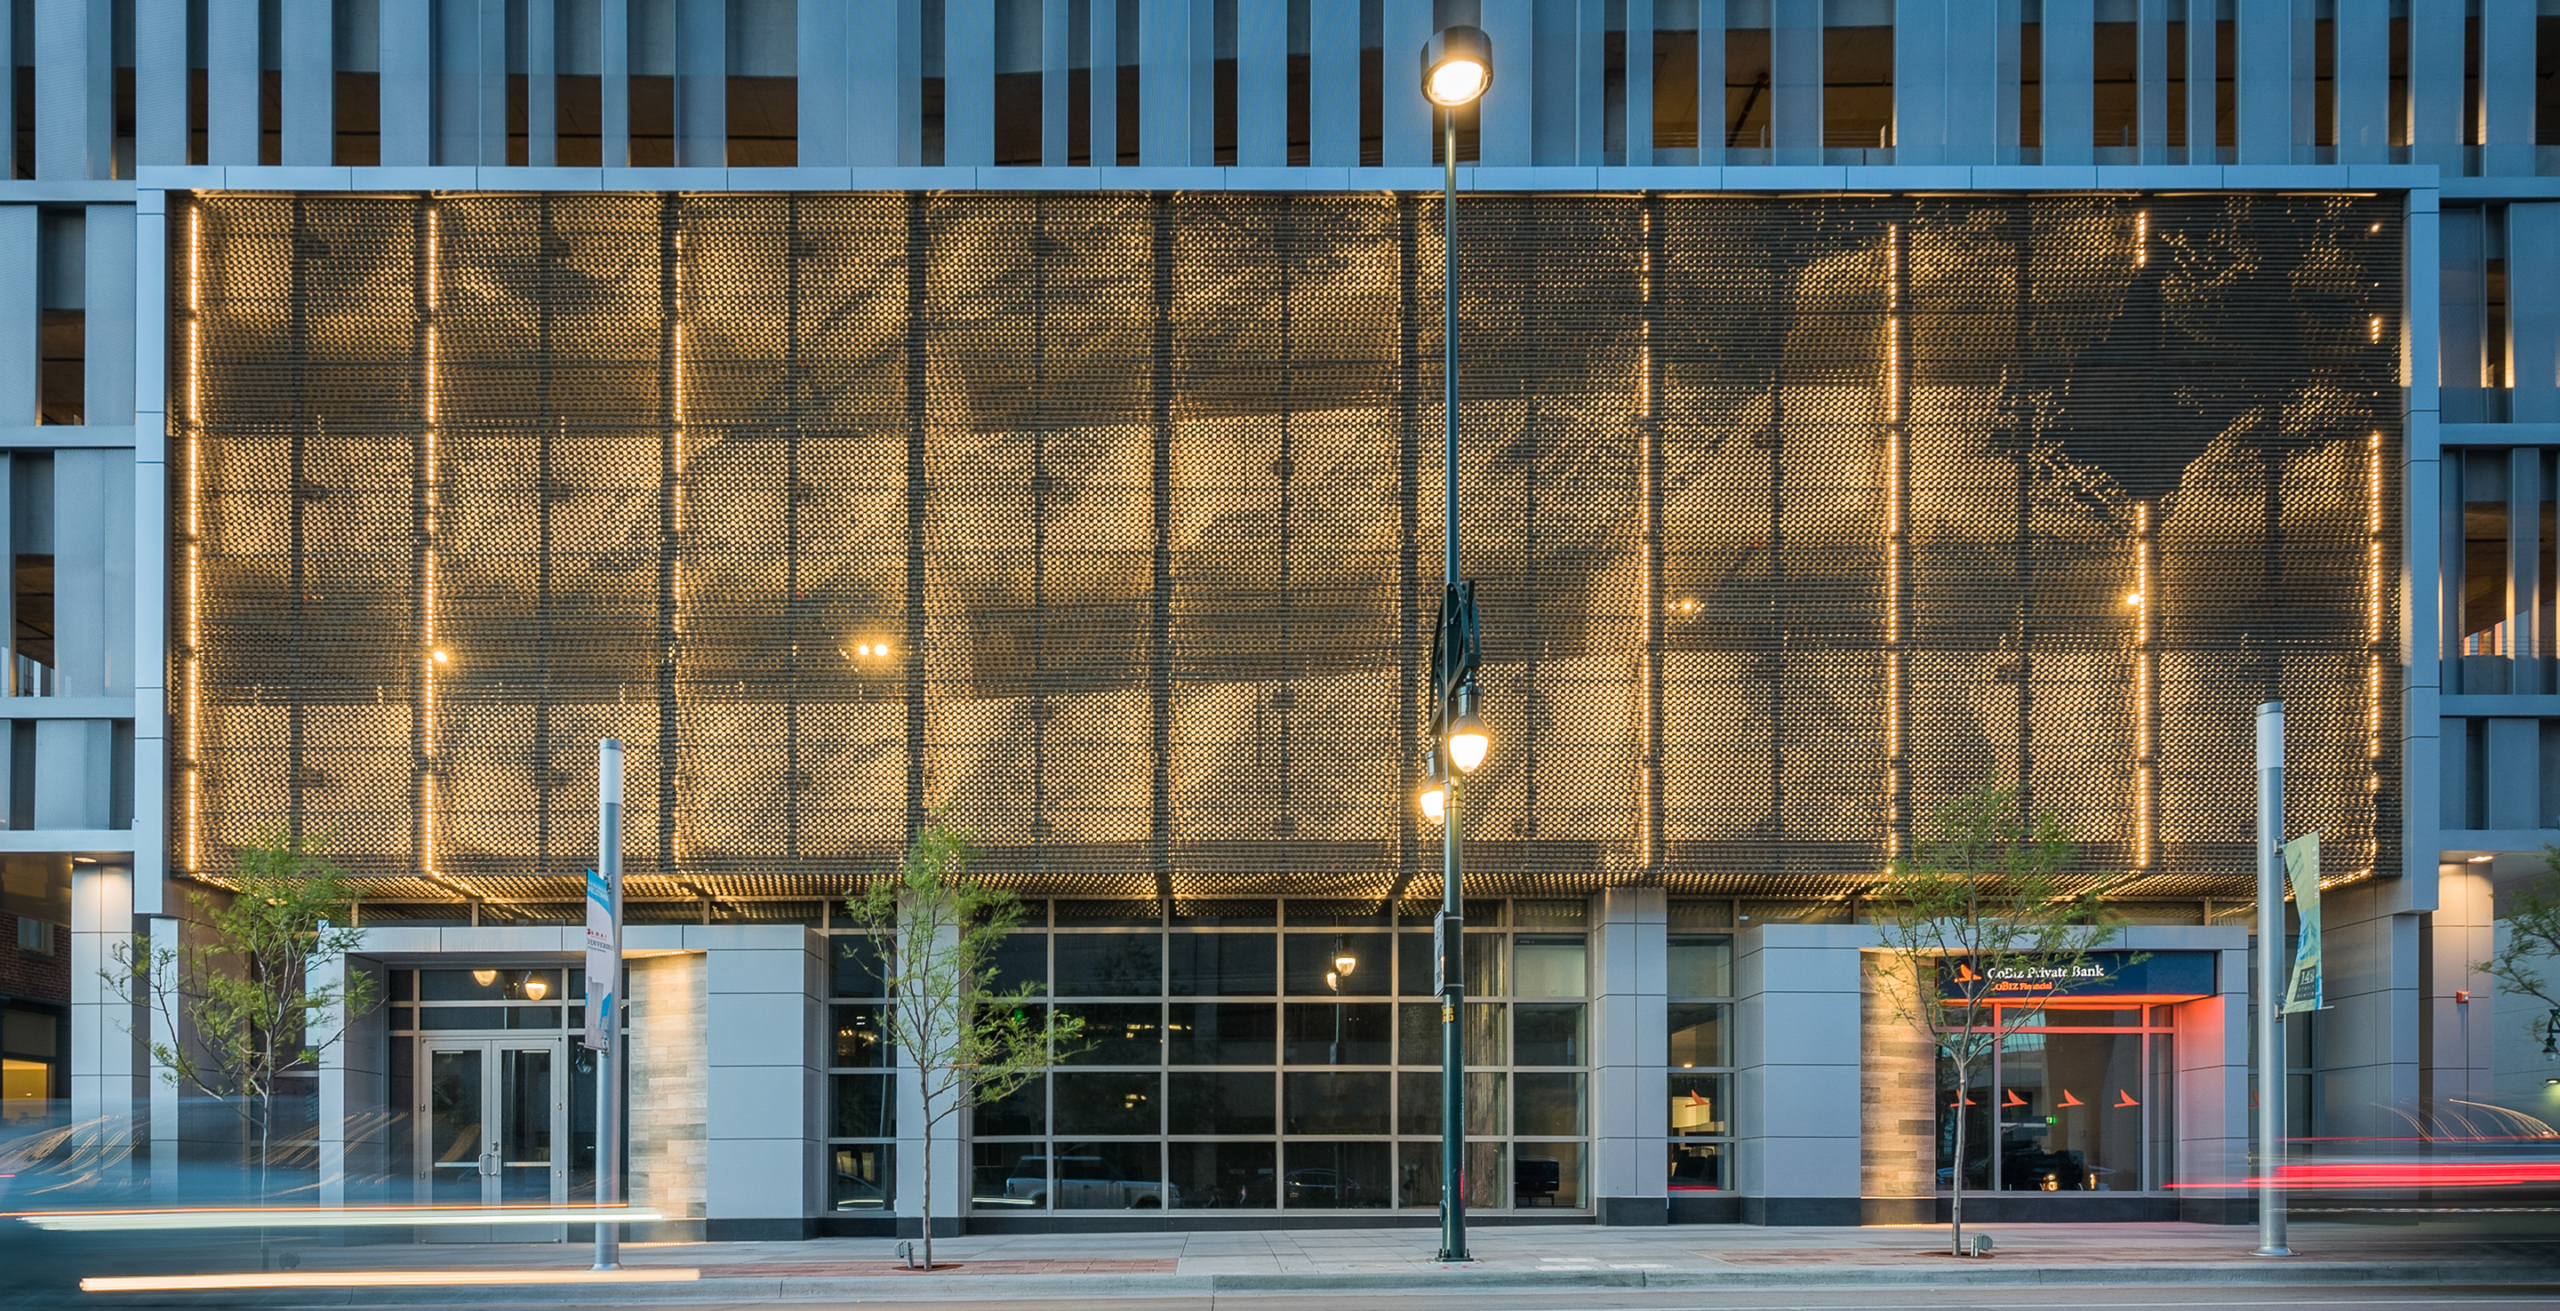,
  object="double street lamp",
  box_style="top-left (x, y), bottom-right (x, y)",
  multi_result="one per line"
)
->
top-left (1418, 14), bottom-right (1492, 1267)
